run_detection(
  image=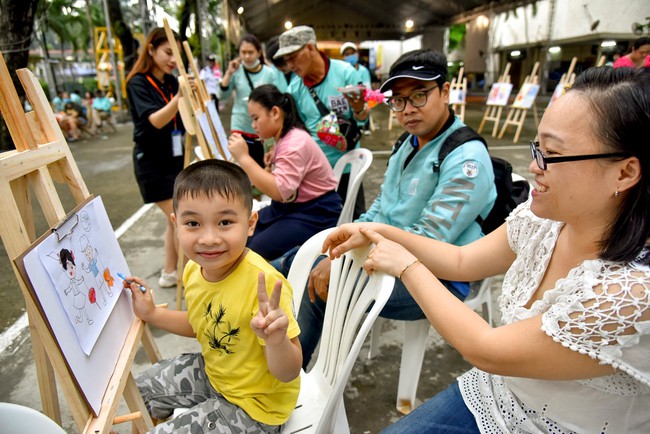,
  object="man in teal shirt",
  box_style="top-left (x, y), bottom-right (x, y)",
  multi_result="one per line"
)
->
top-left (297, 49), bottom-right (497, 368)
top-left (275, 25), bottom-right (368, 217)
